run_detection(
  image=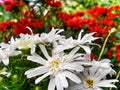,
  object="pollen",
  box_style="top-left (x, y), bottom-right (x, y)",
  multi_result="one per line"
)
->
top-left (49, 58), bottom-right (61, 71)
top-left (85, 78), bottom-right (94, 88)
top-left (20, 39), bottom-right (32, 49)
